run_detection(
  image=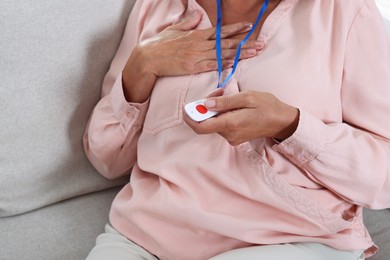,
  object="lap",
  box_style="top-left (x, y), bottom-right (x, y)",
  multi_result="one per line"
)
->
top-left (86, 224), bottom-right (158, 260)
top-left (211, 243), bottom-right (365, 260)
top-left (86, 224), bottom-right (365, 260)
